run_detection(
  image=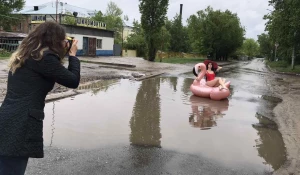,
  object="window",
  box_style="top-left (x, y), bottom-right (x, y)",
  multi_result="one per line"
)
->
top-left (96, 39), bottom-right (102, 49)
